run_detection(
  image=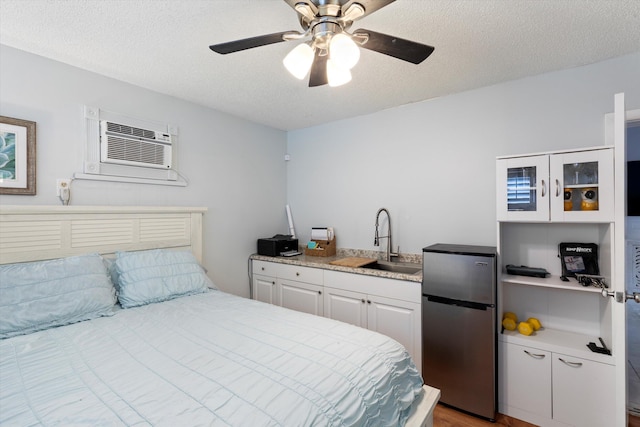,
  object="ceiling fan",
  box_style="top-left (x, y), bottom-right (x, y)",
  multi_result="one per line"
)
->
top-left (209, 0), bottom-right (435, 87)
